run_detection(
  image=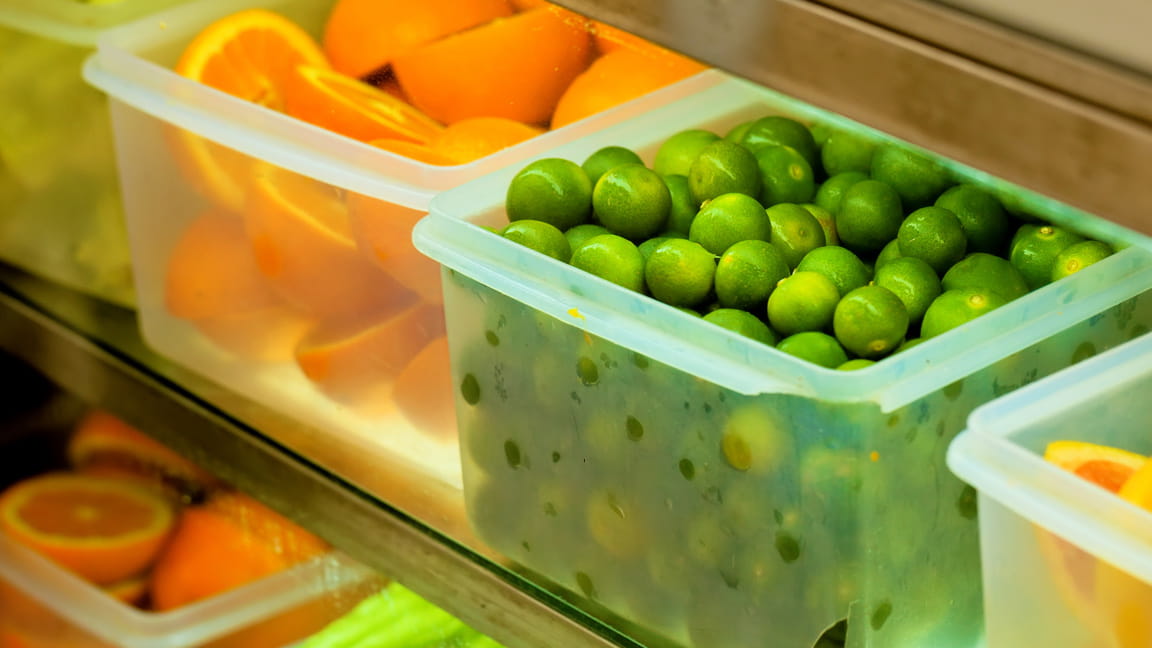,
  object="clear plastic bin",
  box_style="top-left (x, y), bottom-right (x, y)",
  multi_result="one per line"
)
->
top-left (949, 332), bottom-right (1152, 648)
top-left (0, 0), bottom-right (189, 307)
top-left (82, 0), bottom-right (717, 490)
top-left (413, 76), bottom-right (1152, 647)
